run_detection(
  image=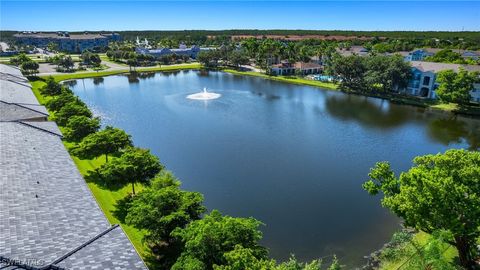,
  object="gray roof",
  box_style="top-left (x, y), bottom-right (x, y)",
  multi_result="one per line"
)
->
top-left (0, 122), bottom-right (146, 270)
top-left (0, 64), bottom-right (147, 269)
top-left (411, 61), bottom-right (480, 73)
top-left (0, 64), bottom-right (24, 78)
top-left (0, 101), bottom-right (48, 122)
top-left (0, 79), bottom-right (38, 105)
